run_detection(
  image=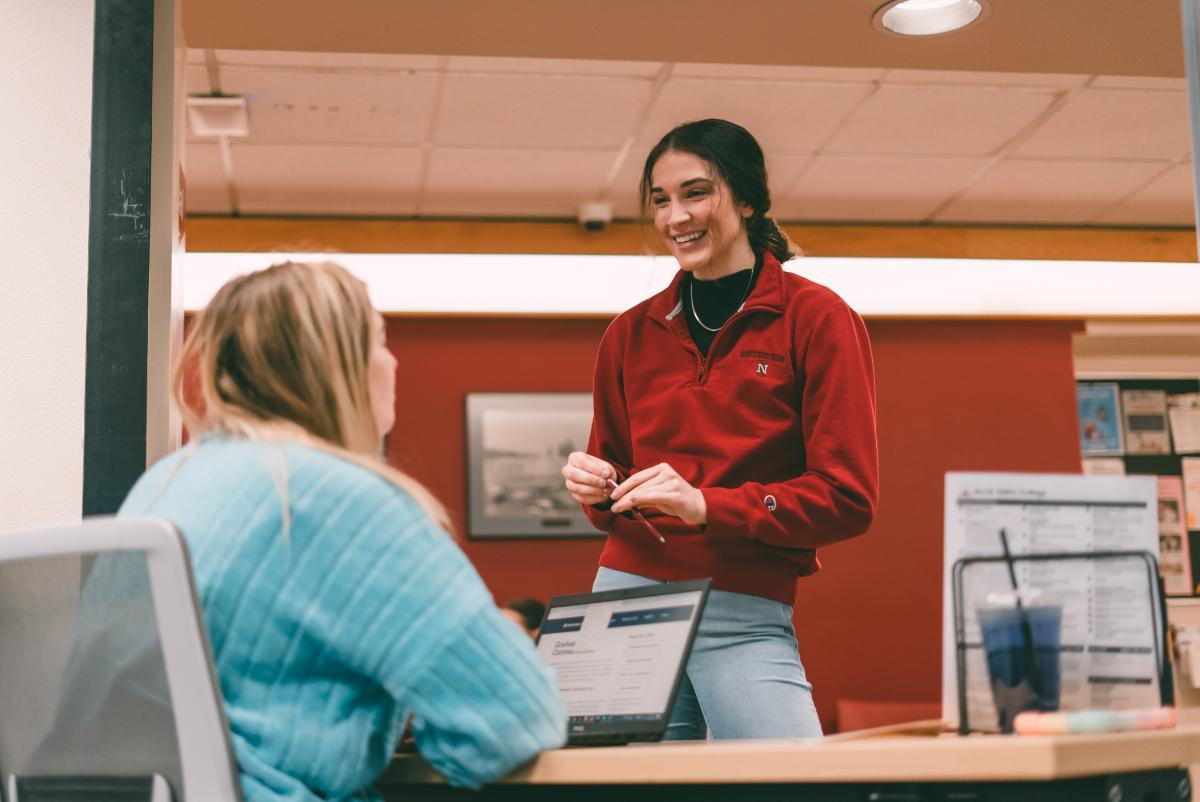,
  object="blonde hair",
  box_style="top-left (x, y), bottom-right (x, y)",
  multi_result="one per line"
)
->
top-left (173, 260), bottom-right (450, 530)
